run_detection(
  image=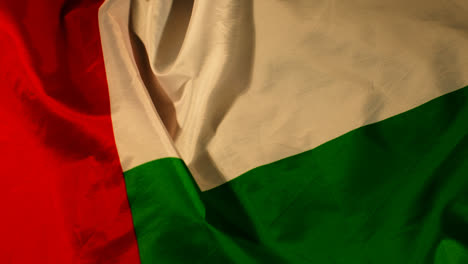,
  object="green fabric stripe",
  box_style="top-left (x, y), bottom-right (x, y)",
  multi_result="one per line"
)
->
top-left (124, 158), bottom-right (283, 263)
top-left (124, 86), bottom-right (468, 263)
